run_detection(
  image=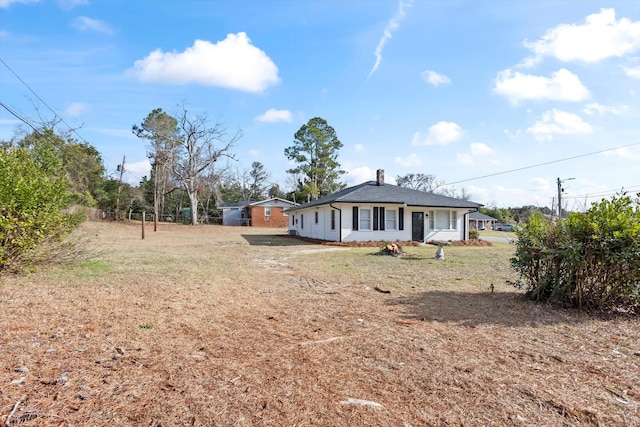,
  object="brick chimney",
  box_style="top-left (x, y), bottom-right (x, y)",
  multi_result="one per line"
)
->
top-left (376, 169), bottom-right (384, 186)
